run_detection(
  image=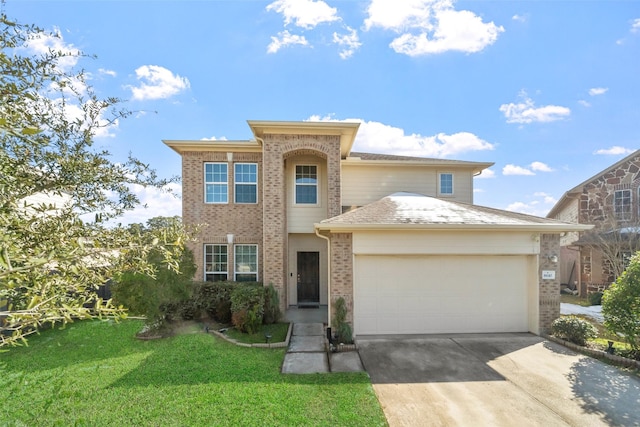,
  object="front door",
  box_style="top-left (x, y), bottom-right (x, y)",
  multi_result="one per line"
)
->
top-left (297, 252), bottom-right (320, 306)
